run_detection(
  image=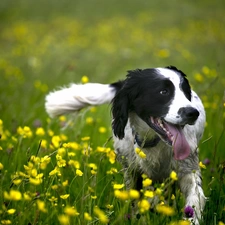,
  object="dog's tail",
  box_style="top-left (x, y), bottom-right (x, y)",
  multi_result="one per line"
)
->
top-left (45, 82), bottom-right (122, 117)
